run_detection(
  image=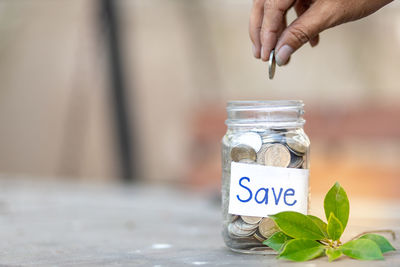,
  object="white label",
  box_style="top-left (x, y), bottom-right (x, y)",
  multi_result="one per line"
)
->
top-left (228, 162), bottom-right (309, 217)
